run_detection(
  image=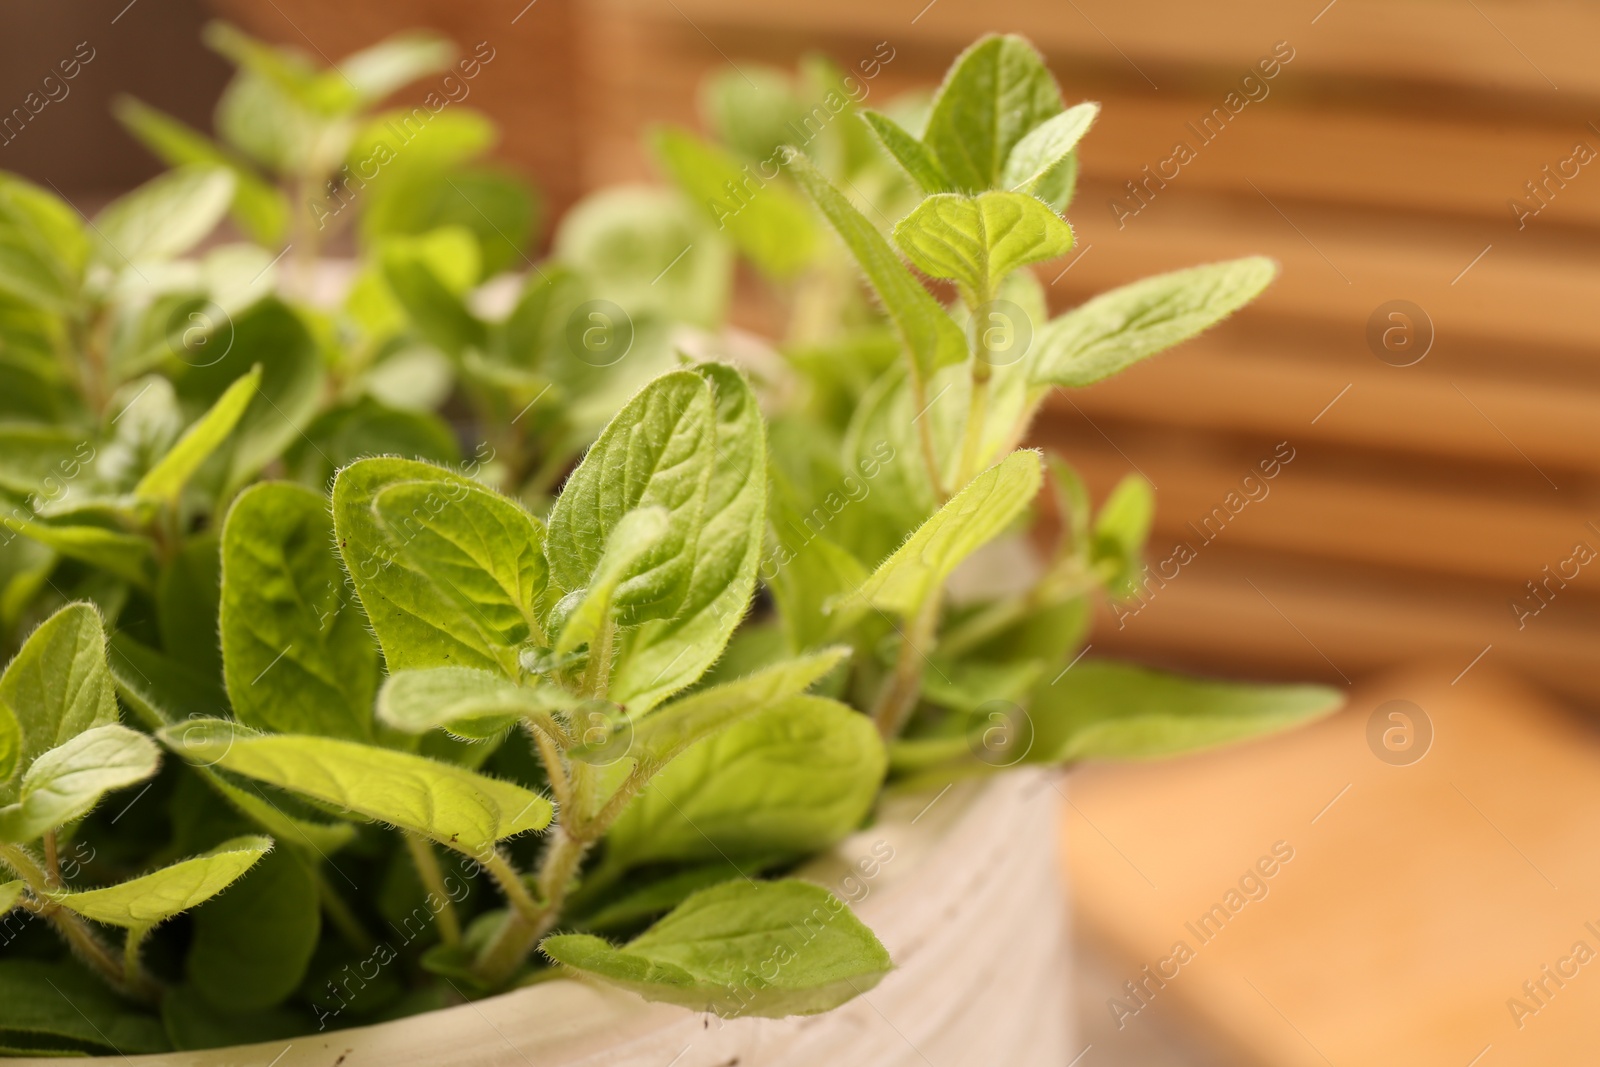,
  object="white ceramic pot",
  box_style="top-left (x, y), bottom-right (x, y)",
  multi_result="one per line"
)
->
top-left (44, 770), bottom-right (1071, 1066)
